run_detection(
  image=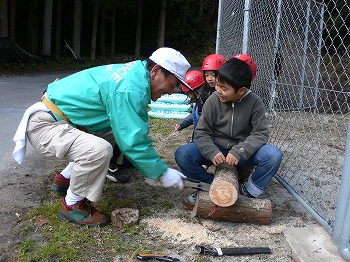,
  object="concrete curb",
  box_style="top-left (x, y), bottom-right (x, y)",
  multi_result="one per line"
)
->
top-left (283, 225), bottom-right (346, 262)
